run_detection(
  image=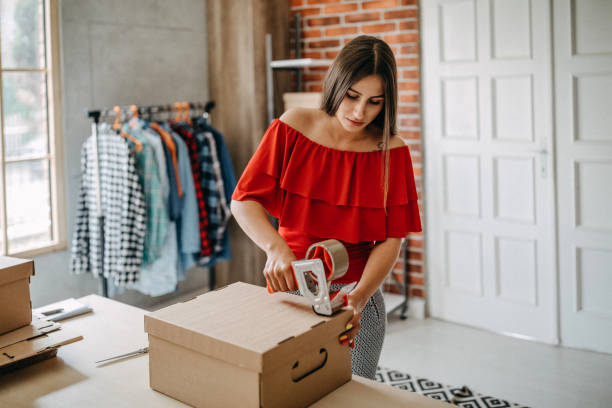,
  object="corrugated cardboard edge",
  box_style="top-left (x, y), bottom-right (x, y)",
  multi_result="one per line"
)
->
top-left (0, 349), bottom-right (58, 376)
top-left (0, 328), bottom-right (83, 369)
top-left (0, 317), bottom-right (61, 349)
